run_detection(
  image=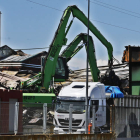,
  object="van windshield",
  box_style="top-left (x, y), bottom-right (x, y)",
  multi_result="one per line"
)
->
top-left (55, 100), bottom-right (85, 114)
